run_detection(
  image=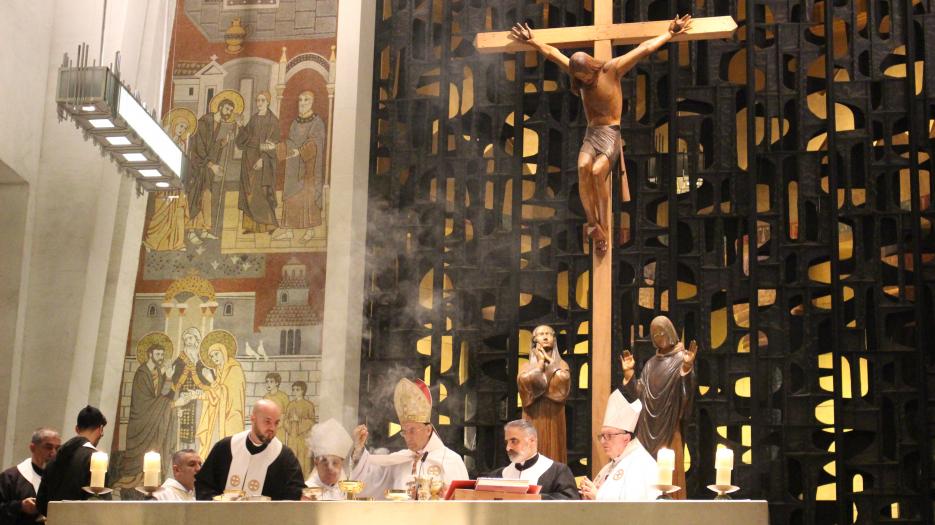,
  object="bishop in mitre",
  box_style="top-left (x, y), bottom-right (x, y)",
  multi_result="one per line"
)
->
top-left (351, 378), bottom-right (468, 499)
top-left (305, 418), bottom-right (354, 500)
top-left (579, 390), bottom-right (659, 501)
